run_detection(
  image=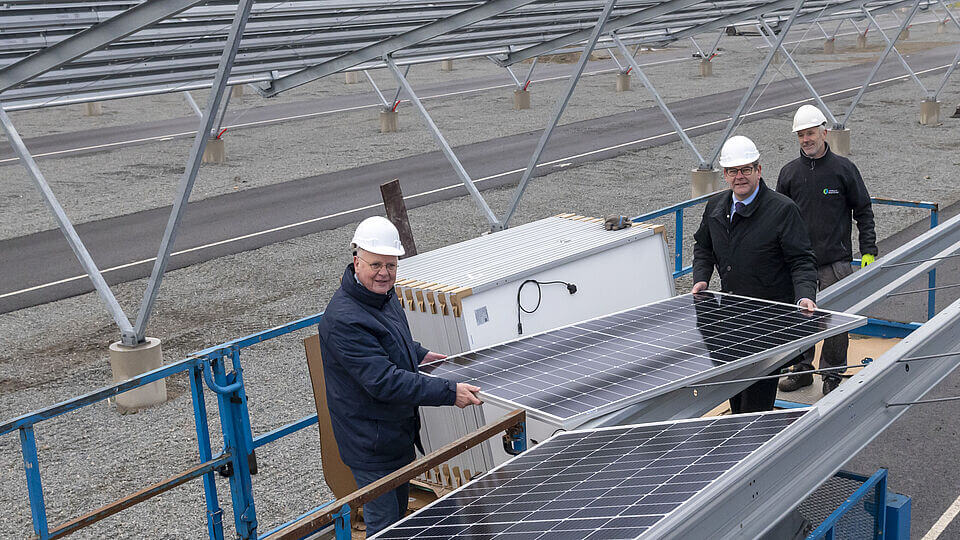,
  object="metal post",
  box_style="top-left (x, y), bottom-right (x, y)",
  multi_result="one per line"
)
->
top-left (209, 352), bottom-right (258, 538)
top-left (522, 57), bottom-right (539, 89)
top-left (831, 18), bottom-right (846, 39)
top-left (0, 104), bottom-right (135, 340)
top-left (362, 70), bottom-right (391, 108)
top-left (931, 1), bottom-right (960, 100)
top-left (210, 85), bottom-right (234, 138)
top-left (607, 48), bottom-right (625, 71)
top-left (931, 45), bottom-right (960, 100)
top-left (190, 362), bottom-right (226, 540)
top-left (689, 37), bottom-right (707, 58)
top-left (759, 19), bottom-right (839, 126)
top-left (19, 426), bottom-right (49, 539)
top-left (675, 209), bottom-right (684, 276)
top-left (500, 0), bottom-right (620, 229)
top-left (390, 64), bottom-right (411, 109)
top-left (613, 34), bottom-right (707, 167)
top-left (816, 21), bottom-right (831, 39)
top-left (385, 57), bottom-right (499, 227)
top-left (504, 64), bottom-right (523, 88)
top-left (132, 0), bottom-right (255, 344)
top-left (706, 29), bottom-right (724, 58)
top-left (708, 0), bottom-right (807, 165)
top-left (183, 91), bottom-right (202, 117)
top-left (840, 1), bottom-right (923, 127)
top-left (863, 9), bottom-right (926, 93)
